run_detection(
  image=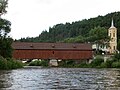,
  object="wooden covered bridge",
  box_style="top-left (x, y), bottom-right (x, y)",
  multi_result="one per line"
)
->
top-left (12, 42), bottom-right (93, 60)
